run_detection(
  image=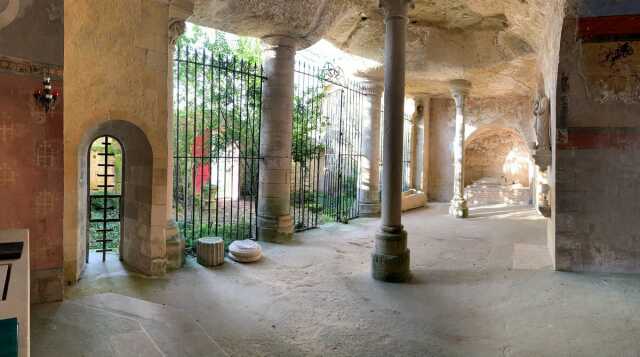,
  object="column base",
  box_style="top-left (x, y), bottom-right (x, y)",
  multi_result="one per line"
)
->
top-left (166, 219), bottom-right (185, 270)
top-left (449, 198), bottom-right (468, 218)
top-left (372, 227), bottom-right (410, 282)
top-left (359, 201), bottom-right (381, 217)
top-left (257, 214), bottom-right (294, 243)
top-left (537, 205), bottom-right (551, 218)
